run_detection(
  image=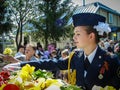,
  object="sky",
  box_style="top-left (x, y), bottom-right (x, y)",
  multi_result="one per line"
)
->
top-left (72, 0), bottom-right (120, 13)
